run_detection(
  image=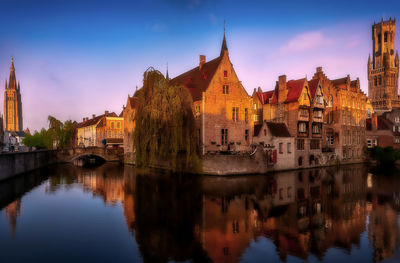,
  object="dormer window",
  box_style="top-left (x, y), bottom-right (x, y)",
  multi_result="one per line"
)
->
top-left (224, 70), bottom-right (228, 78)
